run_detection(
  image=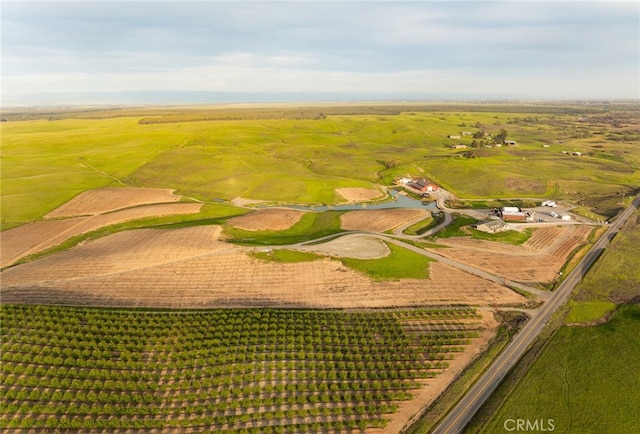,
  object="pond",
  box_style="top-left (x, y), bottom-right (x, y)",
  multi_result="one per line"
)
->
top-left (287, 190), bottom-right (438, 212)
